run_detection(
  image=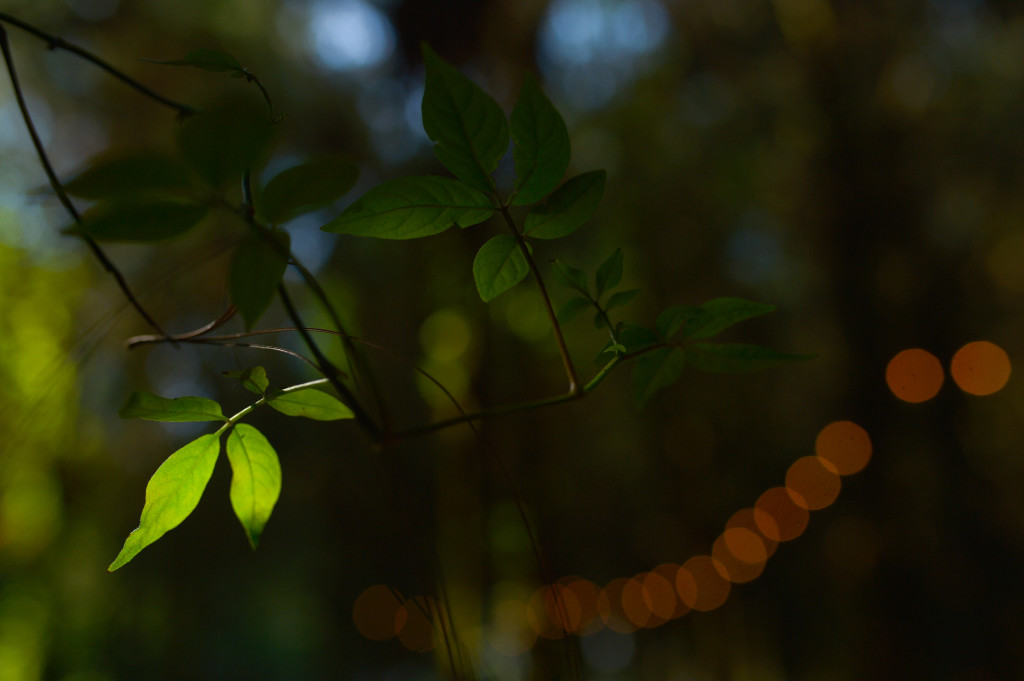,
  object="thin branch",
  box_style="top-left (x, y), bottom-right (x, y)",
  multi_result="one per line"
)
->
top-left (0, 11), bottom-right (194, 116)
top-left (0, 23), bottom-right (168, 337)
